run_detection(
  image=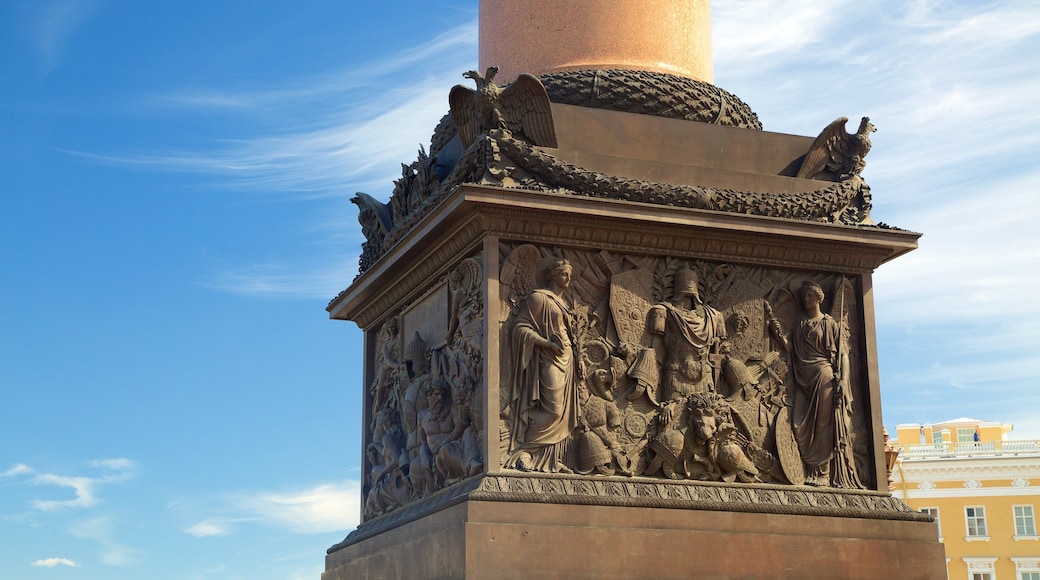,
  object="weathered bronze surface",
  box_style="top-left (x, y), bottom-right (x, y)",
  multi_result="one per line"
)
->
top-left (539, 69), bottom-right (760, 129)
top-left (350, 73), bottom-right (885, 275)
top-left (798, 116), bottom-right (877, 181)
top-left (449, 67), bottom-right (557, 149)
top-left (326, 68), bottom-right (940, 578)
top-left (490, 243), bottom-right (873, 489)
top-left (332, 177), bottom-right (918, 510)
